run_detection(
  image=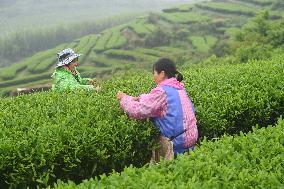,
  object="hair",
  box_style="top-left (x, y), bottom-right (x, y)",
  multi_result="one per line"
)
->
top-left (153, 58), bottom-right (183, 82)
